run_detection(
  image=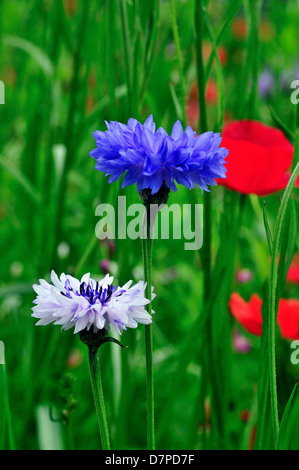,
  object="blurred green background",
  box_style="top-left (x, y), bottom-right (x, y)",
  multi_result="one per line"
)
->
top-left (1, 0), bottom-right (299, 450)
